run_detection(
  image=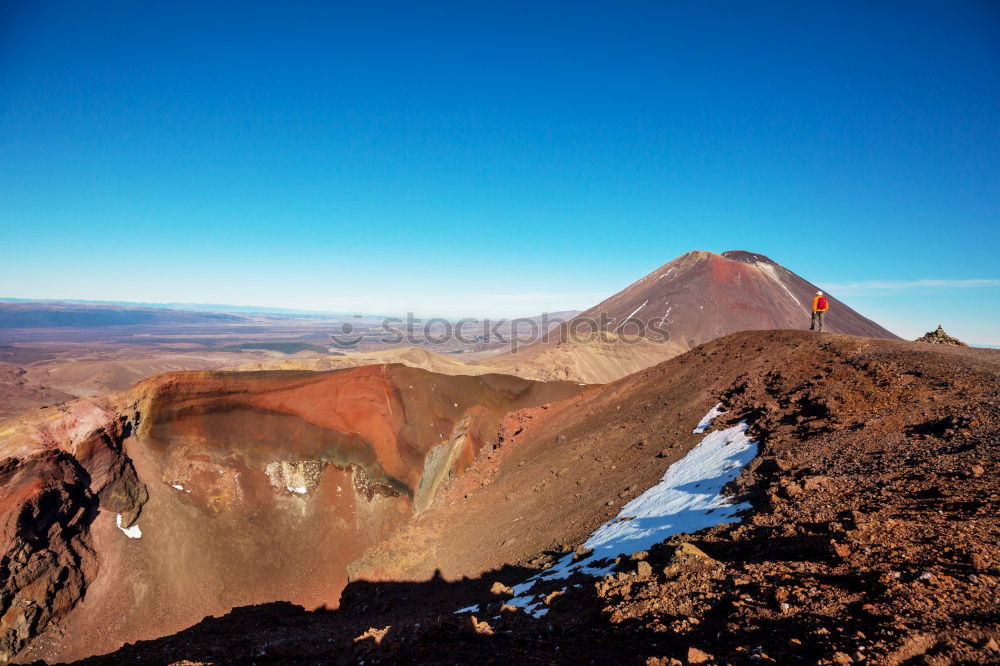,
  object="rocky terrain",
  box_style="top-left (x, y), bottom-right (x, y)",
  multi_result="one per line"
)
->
top-left (915, 326), bottom-right (968, 347)
top-left (3, 254), bottom-right (994, 665)
top-left (0, 366), bottom-right (581, 662)
top-left (437, 249), bottom-right (901, 384)
top-left (561, 250), bottom-right (897, 341)
top-left (1, 331), bottom-right (993, 664)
